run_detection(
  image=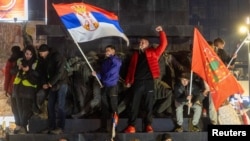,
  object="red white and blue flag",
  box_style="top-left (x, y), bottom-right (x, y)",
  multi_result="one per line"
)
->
top-left (52, 2), bottom-right (129, 46)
